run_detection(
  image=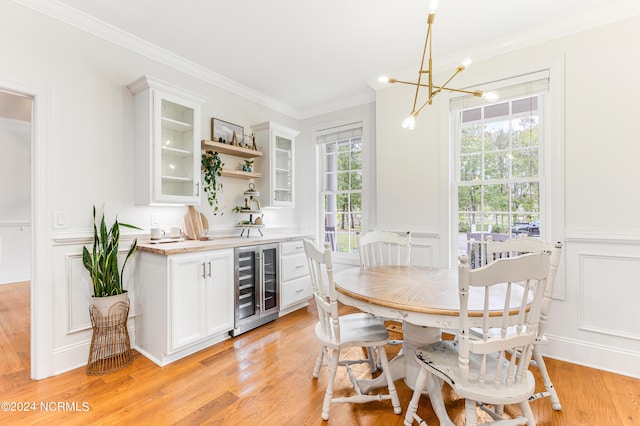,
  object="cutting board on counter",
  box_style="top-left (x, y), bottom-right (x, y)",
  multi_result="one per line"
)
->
top-left (183, 206), bottom-right (208, 240)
